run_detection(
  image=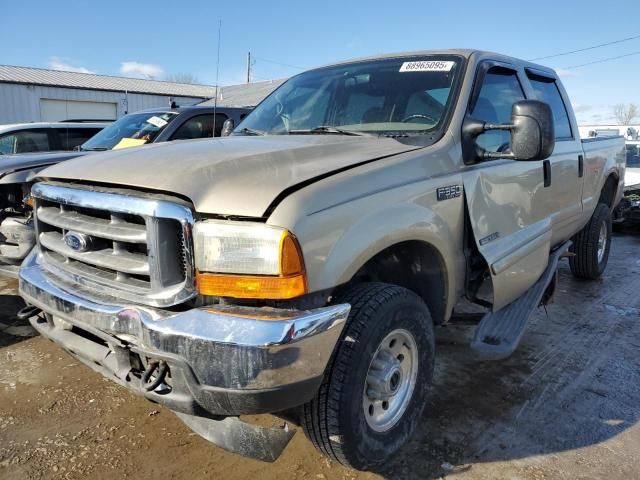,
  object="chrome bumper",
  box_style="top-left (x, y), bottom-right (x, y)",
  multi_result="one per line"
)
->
top-left (19, 250), bottom-right (349, 415)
